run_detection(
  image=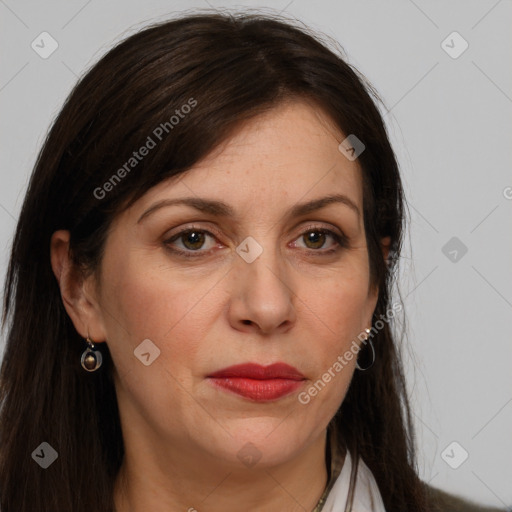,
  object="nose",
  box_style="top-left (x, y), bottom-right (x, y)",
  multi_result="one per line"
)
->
top-left (227, 242), bottom-right (297, 335)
